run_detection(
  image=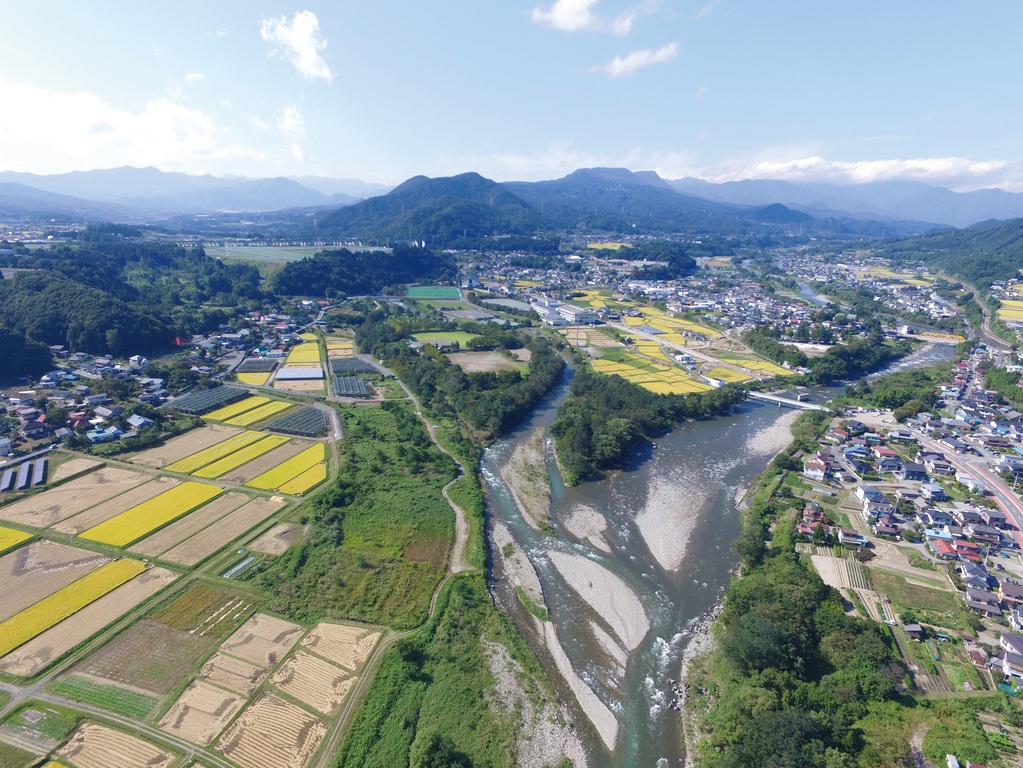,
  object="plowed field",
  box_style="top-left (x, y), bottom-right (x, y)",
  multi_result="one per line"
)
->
top-left (198, 652), bottom-right (267, 696)
top-left (0, 541), bottom-right (110, 622)
top-left (53, 477), bottom-right (180, 535)
top-left (128, 492), bottom-right (247, 557)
